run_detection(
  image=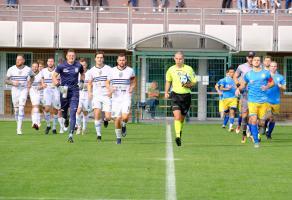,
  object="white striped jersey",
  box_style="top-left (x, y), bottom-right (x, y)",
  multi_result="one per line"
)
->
top-left (109, 66), bottom-right (135, 98)
top-left (88, 65), bottom-right (112, 96)
top-left (79, 70), bottom-right (90, 99)
top-left (40, 67), bottom-right (56, 88)
top-left (6, 65), bottom-right (33, 89)
top-left (31, 72), bottom-right (42, 89)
